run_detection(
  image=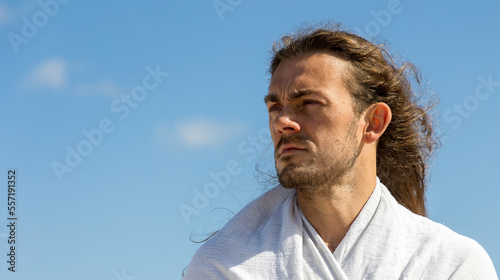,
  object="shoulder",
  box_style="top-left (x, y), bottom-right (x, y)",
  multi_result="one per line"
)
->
top-left (398, 208), bottom-right (497, 278)
top-left (379, 185), bottom-right (498, 279)
top-left (184, 185), bottom-right (296, 278)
